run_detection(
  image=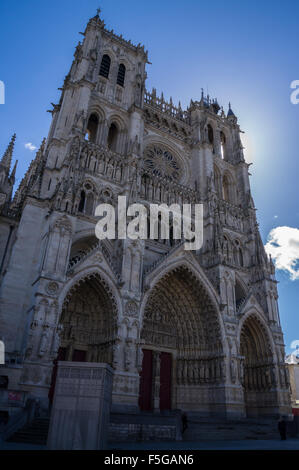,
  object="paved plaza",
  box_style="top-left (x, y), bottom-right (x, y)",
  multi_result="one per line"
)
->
top-left (1, 439), bottom-right (299, 451)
